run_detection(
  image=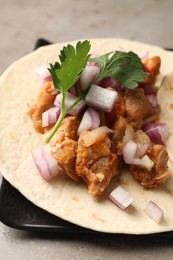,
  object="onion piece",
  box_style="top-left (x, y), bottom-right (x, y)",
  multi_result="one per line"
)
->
top-left (80, 65), bottom-right (100, 91)
top-left (122, 140), bottom-right (137, 164)
top-left (145, 201), bottom-right (163, 224)
top-left (83, 126), bottom-right (112, 147)
top-left (42, 107), bottom-right (60, 127)
top-left (32, 145), bottom-right (59, 181)
top-left (143, 122), bottom-right (169, 145)
top-left (77, 110), bottom-right (93, 135)
top-left (109, 186), bottom-right (133, 210)
top-left (123, 140), bottom-right (154, 171)
top-left (34, 64), bottom-right (52, 83)
top-left (41, 145), bottom-right (60, 177)
top-left (132, 155), bottom-right (154, 171)
top-left (54, 92), bottom-right (86, 115)
top-left (85, 84), bottom-right (118, 112)
top-left (32, 148), bottom-right (52, 181)
top-left (77, 107), bottom-right (100, 135)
